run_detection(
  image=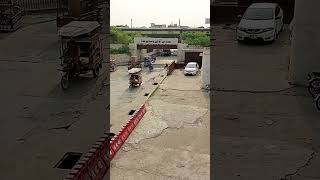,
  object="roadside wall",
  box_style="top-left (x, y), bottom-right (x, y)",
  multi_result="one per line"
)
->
top-left (110, 54), bottom-right (130, 65)
top-left (110, 44), bottom-right (125, 50)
